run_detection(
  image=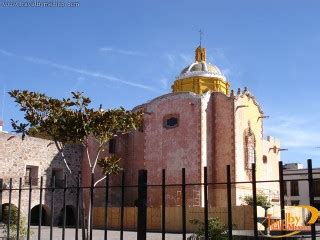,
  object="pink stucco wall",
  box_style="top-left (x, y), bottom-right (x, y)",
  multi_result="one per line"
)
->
top-left (82, 90), bottom-right (280, 209)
